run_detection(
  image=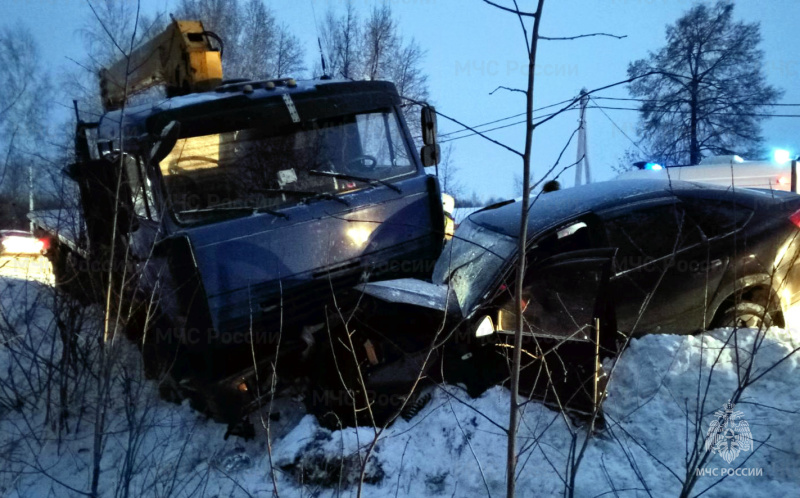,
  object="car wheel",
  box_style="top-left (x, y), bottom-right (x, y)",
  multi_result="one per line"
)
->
top-left (716, 302), bottom-right (774, 329)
